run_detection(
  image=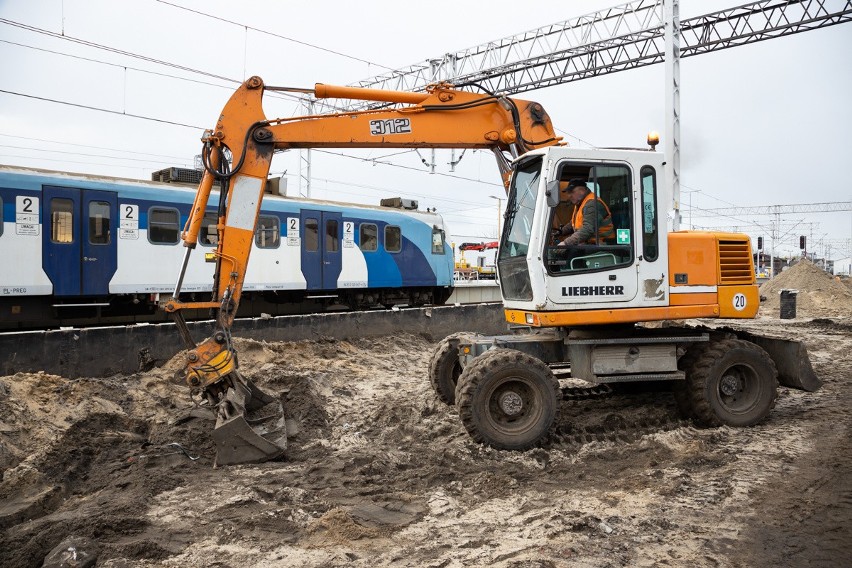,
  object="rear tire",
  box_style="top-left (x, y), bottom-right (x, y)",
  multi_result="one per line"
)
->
top-left (685, 339), bottom-right (778, 427)
top-left (456, 348), bottom-right (560, 450)
top-left (428, 332), bottom-right (472, 405)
